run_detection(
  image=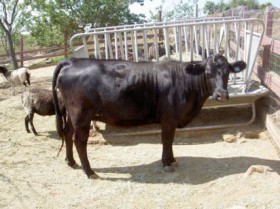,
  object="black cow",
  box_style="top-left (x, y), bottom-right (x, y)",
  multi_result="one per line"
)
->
top-left (52, 54), bottom-right (246, 178)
